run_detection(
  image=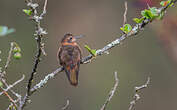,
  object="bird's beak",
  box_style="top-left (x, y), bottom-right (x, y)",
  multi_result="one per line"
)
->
top-left (74, 35), bottom-right (85, 39)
